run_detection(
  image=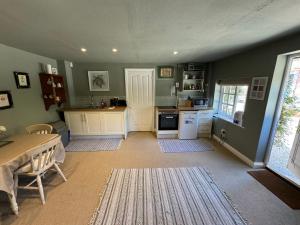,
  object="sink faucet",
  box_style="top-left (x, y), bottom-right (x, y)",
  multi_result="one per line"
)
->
top-left (89, 92), bottom-right (94, 107)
